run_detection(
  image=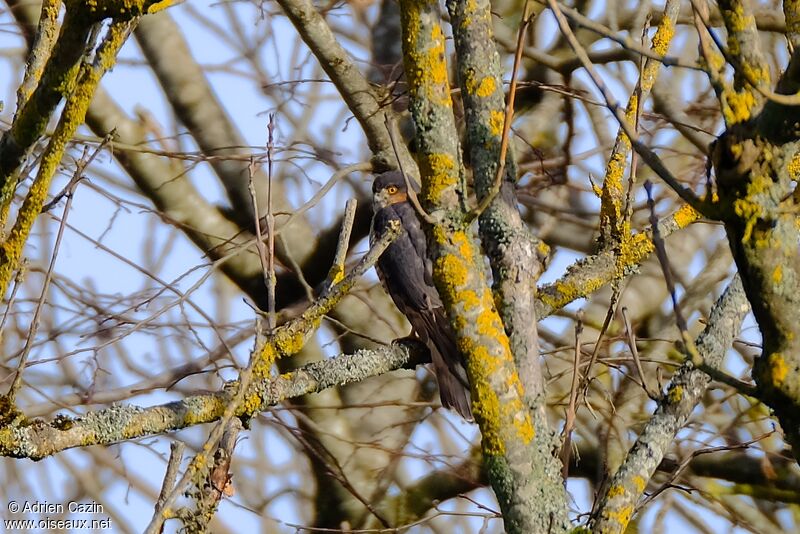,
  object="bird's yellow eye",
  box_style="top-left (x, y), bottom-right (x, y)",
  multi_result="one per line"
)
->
top-left (387, 186), bottom-right (399, 194)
